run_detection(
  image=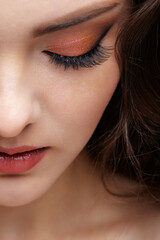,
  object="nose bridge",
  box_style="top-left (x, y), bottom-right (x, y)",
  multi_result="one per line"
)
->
top-left (0, 51), bottom-right (38, 138)
top-left (0, 51), bottom-right (27, 112)
top-left (0, 46), bottom-right (26, 75)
